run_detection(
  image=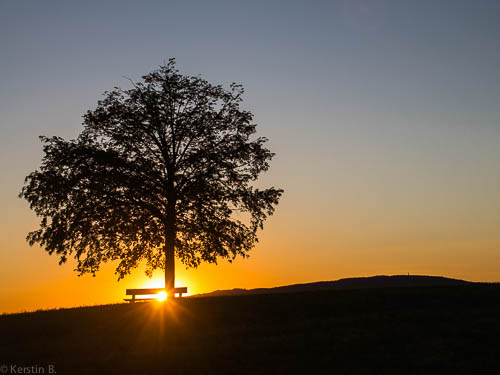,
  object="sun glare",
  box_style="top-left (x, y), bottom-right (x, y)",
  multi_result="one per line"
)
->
top-left (156, 291), bottom-right (167, 302)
